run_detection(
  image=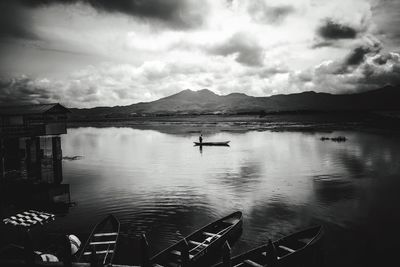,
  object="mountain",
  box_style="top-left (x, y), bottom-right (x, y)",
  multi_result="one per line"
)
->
top-left (70, 85), bottom-right (400, 118)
